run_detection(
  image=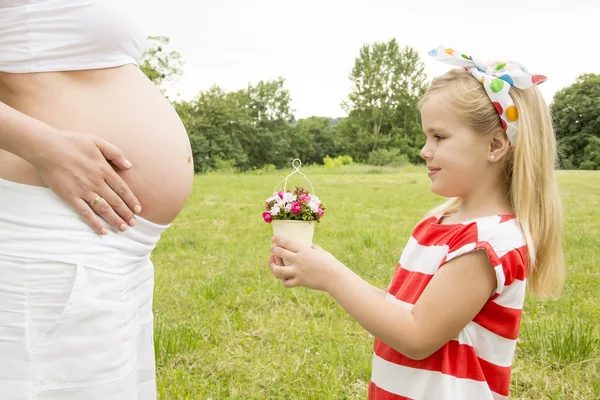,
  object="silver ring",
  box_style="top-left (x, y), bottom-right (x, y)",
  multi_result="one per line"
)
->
top-left (89, 195), bottom-right (102, 206)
